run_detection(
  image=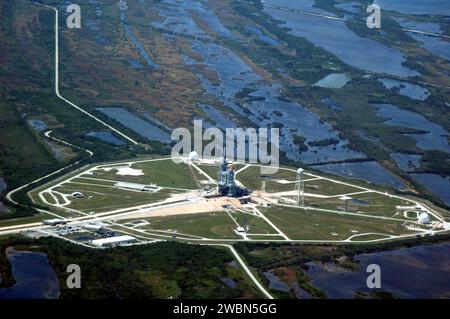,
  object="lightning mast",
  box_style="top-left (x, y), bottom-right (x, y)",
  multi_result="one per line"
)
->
top-left (296, 168), bottom-right (304, 206)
